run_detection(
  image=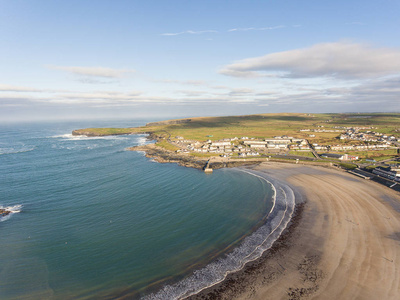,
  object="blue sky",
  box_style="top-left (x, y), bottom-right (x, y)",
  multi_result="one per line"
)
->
top-left (1, 0), bottom-right (400, 122)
